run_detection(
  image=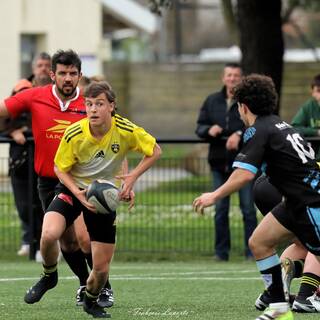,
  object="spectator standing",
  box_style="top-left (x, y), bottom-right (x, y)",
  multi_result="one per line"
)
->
top-left (195, 63), bottom-right (257, 261)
